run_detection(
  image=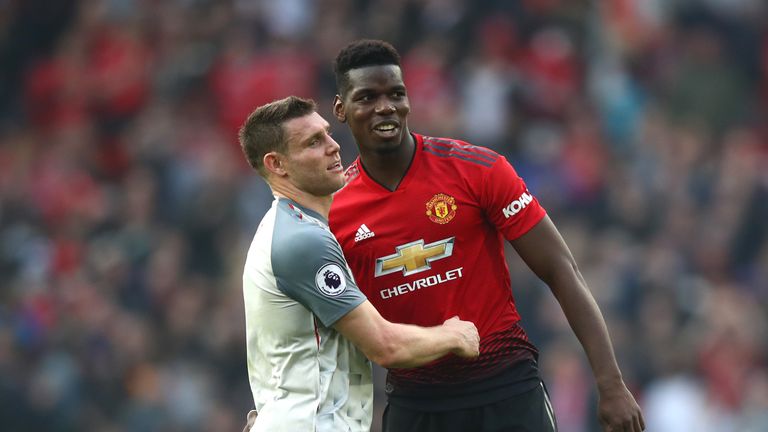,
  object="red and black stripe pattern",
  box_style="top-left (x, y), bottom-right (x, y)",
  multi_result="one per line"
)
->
top-left (387, 324), bottom-right (539, 389)
top-left (422, 136), bottom-right (500, 168)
